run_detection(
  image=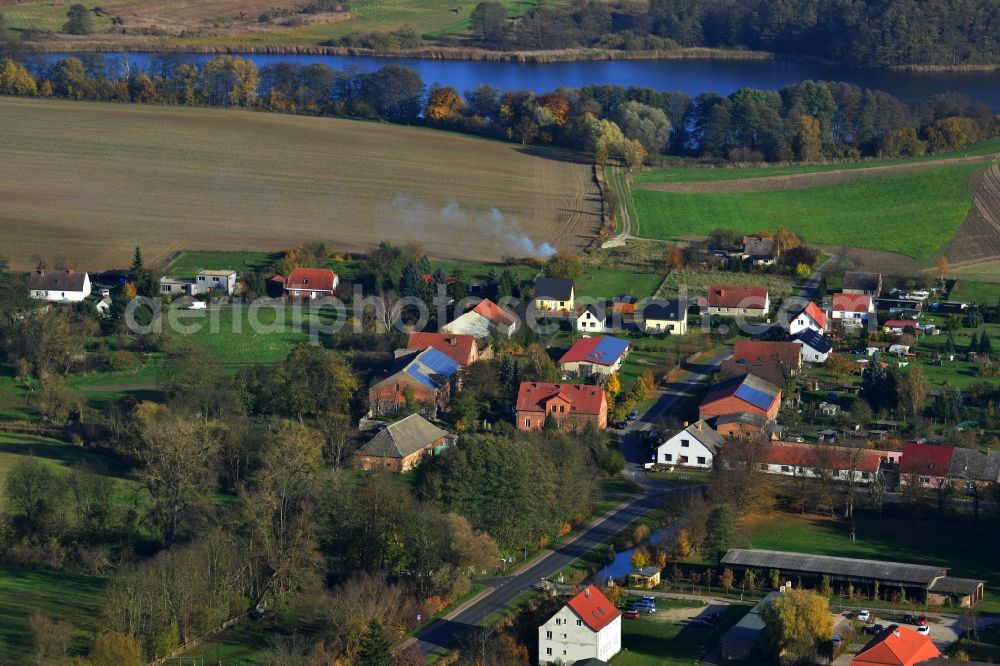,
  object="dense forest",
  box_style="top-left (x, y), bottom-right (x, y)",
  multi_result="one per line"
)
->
top-left (2, 54), bottom-right (997, 165)
top-left (461, 0), bottom-right (1000, 67)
